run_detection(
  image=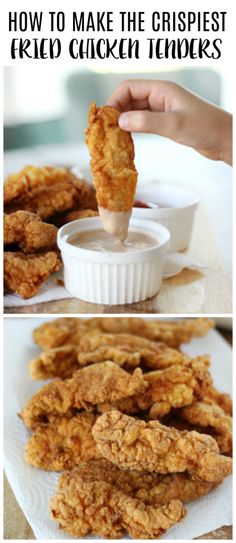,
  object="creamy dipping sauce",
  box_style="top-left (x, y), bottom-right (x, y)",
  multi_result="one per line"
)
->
top-left (68, 229), bottom-right (158, 253)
